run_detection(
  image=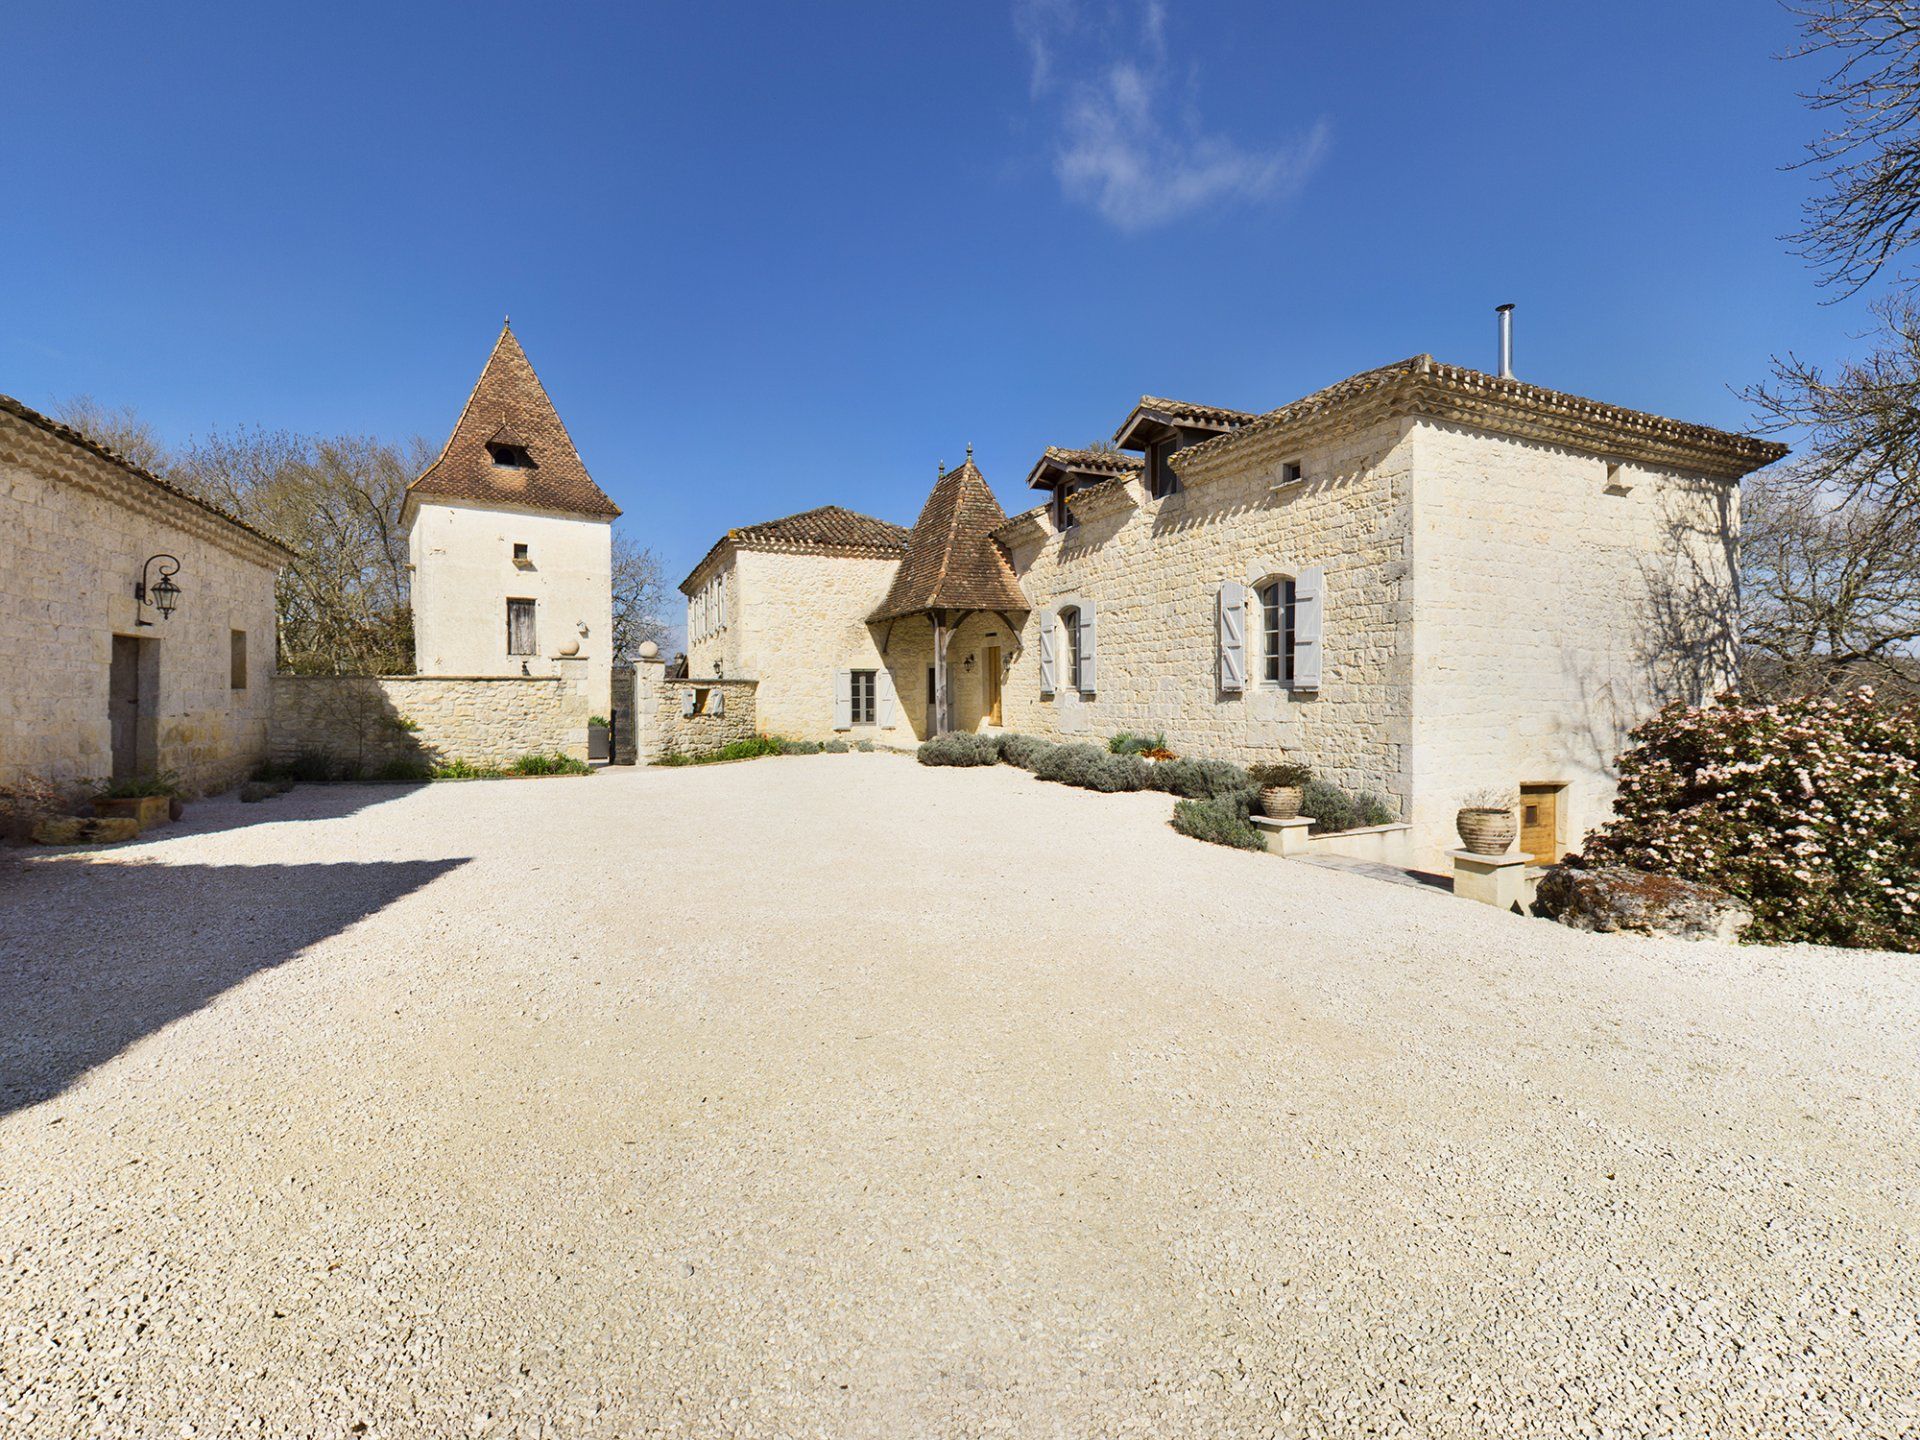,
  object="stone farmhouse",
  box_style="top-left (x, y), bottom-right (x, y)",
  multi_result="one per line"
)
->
top-left (683, 355), bottom-right (1786, 867)
top-left (0, 395), bottom-right (292, 798)
top-left (407, 323), bottom-right (620, 719)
